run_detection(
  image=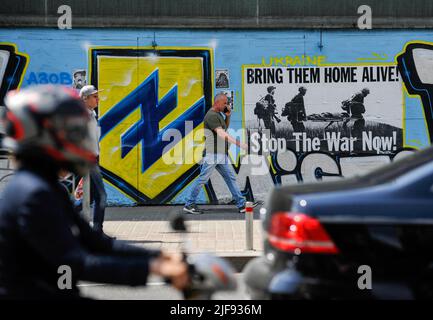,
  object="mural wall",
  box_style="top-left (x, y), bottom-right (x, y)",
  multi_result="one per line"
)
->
top-left (0, 29), bottom-right (432, 206)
